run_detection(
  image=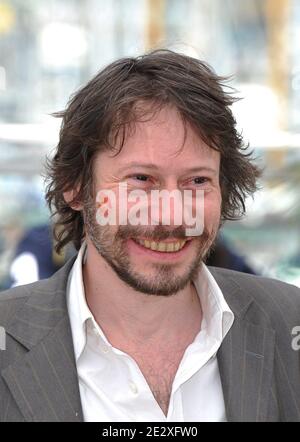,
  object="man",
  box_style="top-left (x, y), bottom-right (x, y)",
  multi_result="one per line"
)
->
top-left (0, 49), bottom-right (300, 422)
top-left (8, 223), bottom-right (76, 287)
